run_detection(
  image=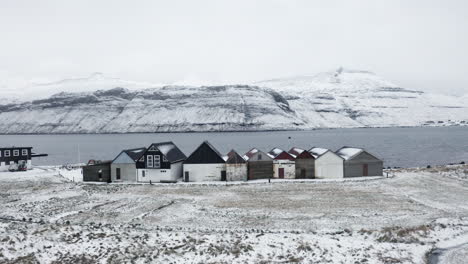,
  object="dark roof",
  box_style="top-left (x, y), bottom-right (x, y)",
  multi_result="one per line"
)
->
top-left (123, 147), bottom-right (147, 161)
top-left (184, 141), bottom-right (225, 164)
top-left (0, 147), bottom-right (33, 150)
top-left (148, 142), bottom-right (187, 163)
top-left (268, 148), bottom-right (294, 160)
top-left (244, 148), bottom-right (260, 159)
top-left (288, 147), bottom-right (304, 157)
top-left (226, 150), bottom-right (246, 164)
